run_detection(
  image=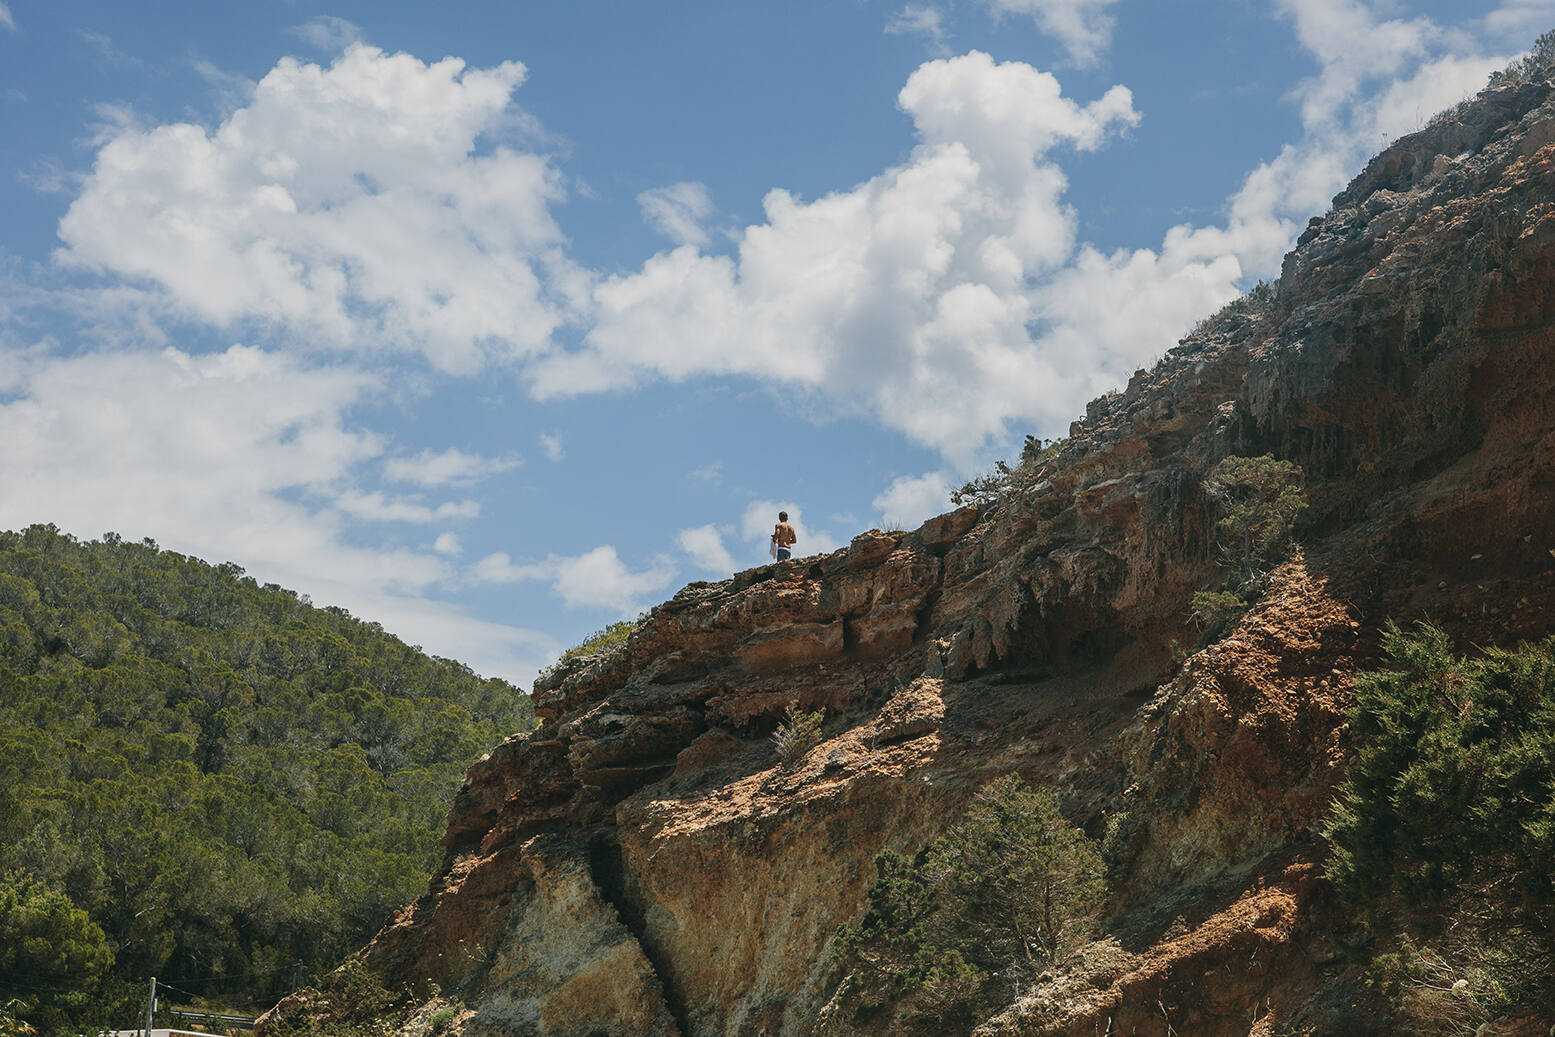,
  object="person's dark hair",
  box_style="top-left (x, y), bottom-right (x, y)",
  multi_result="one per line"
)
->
top-left (778, 511), bottom-right (788, 522)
